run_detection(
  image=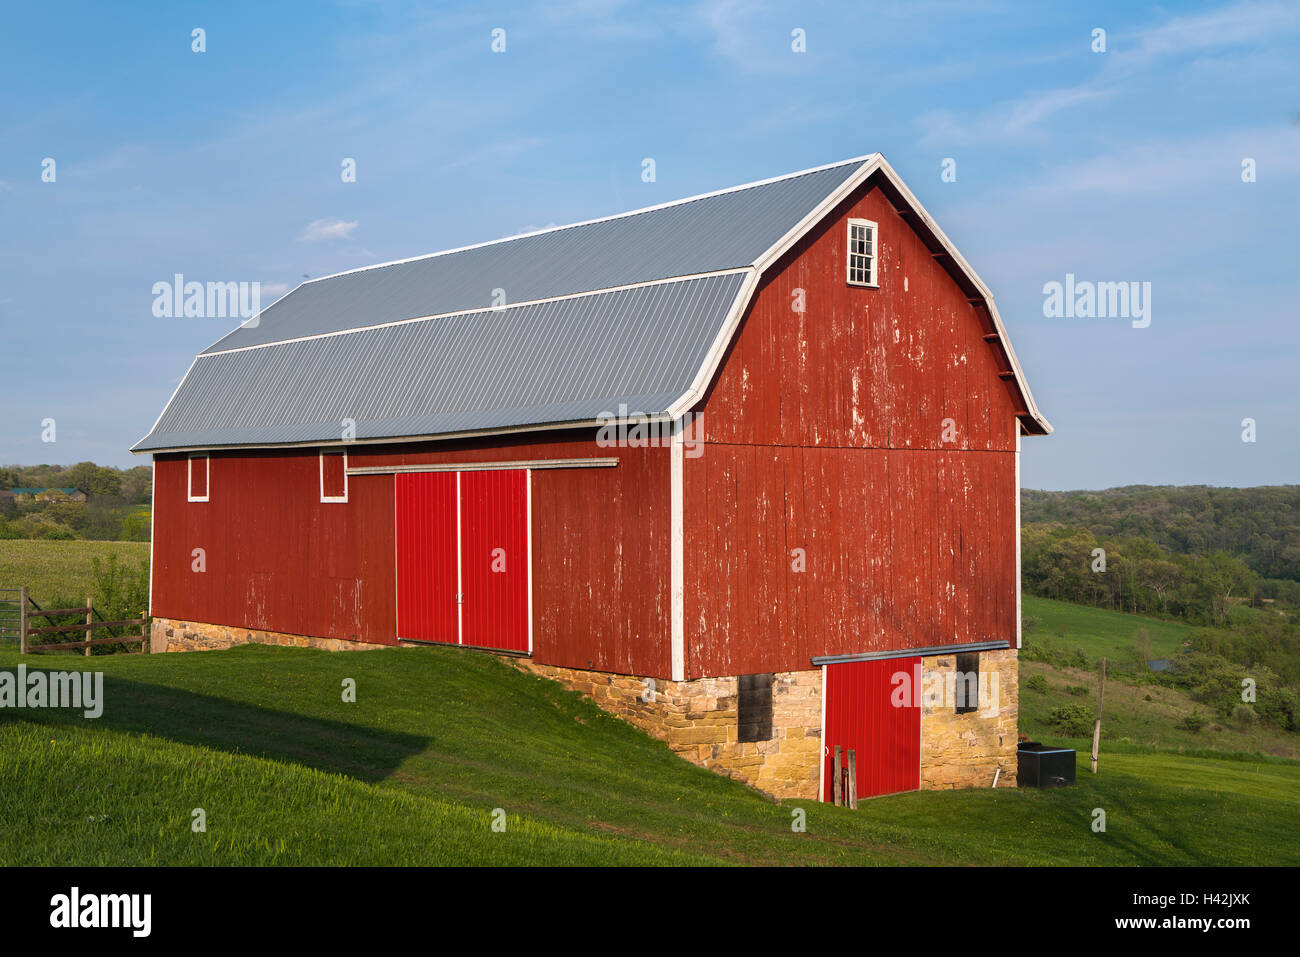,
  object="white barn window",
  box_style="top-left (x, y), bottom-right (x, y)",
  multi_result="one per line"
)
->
top-left (320, 450), bottom-right (348, 503)
top-left (188, 453), bottom-right (210, 502)
top-left (847, 219), bottom-right (878, 287)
